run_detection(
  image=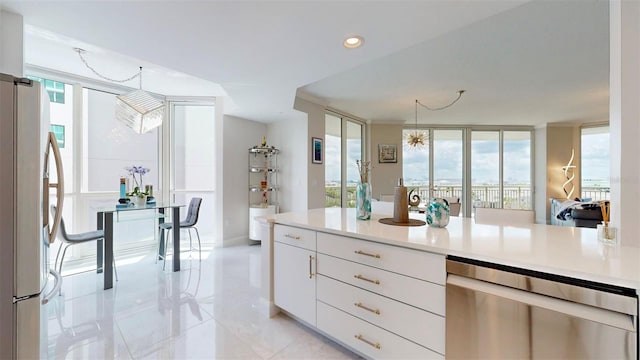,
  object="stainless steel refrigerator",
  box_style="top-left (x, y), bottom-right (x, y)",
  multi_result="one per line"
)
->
top-left (0, 73), bottom-right (64, 359)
